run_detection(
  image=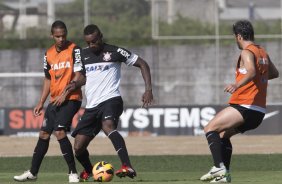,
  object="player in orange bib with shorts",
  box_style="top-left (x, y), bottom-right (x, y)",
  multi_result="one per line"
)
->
top-left (14, 20), bottom-right (85, 183)
top-left (200, 20), bottom-right (279, 183)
